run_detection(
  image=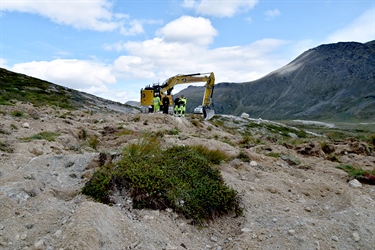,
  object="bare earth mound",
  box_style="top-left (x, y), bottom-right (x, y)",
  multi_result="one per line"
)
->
top-left (0, 102), bottom-right (374, 250)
